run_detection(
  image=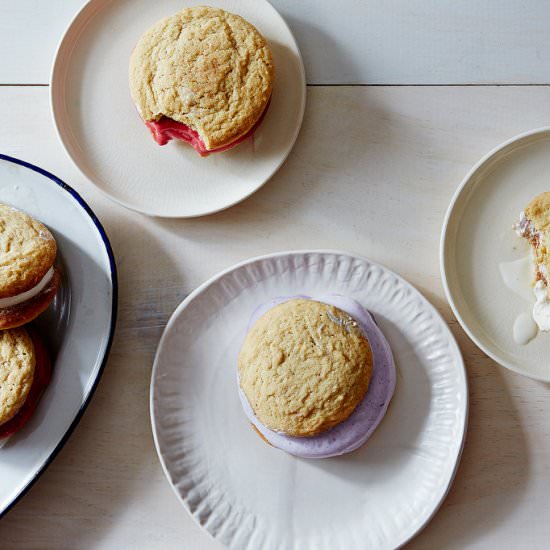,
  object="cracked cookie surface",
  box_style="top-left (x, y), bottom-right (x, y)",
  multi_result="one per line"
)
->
top-left (0, 203), bottom-right (57, 299)
top-left (129, 6), bottom-right (274, 150)
top-left (238, 299), bottom-right (373, 437)
top-left (0, 328), bottom-right (35, 426)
